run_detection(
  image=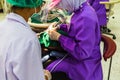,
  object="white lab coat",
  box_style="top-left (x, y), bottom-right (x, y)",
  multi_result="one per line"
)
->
top-left (0, 13), bottom-right (45, 80)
